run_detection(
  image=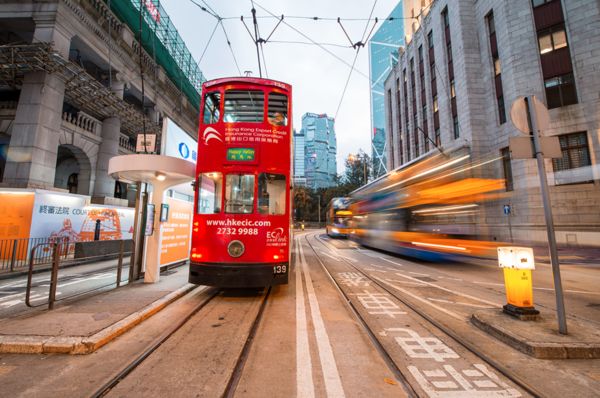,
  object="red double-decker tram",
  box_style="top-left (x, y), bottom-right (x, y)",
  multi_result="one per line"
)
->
top-left (189, 77), bottom-right (292, 287)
